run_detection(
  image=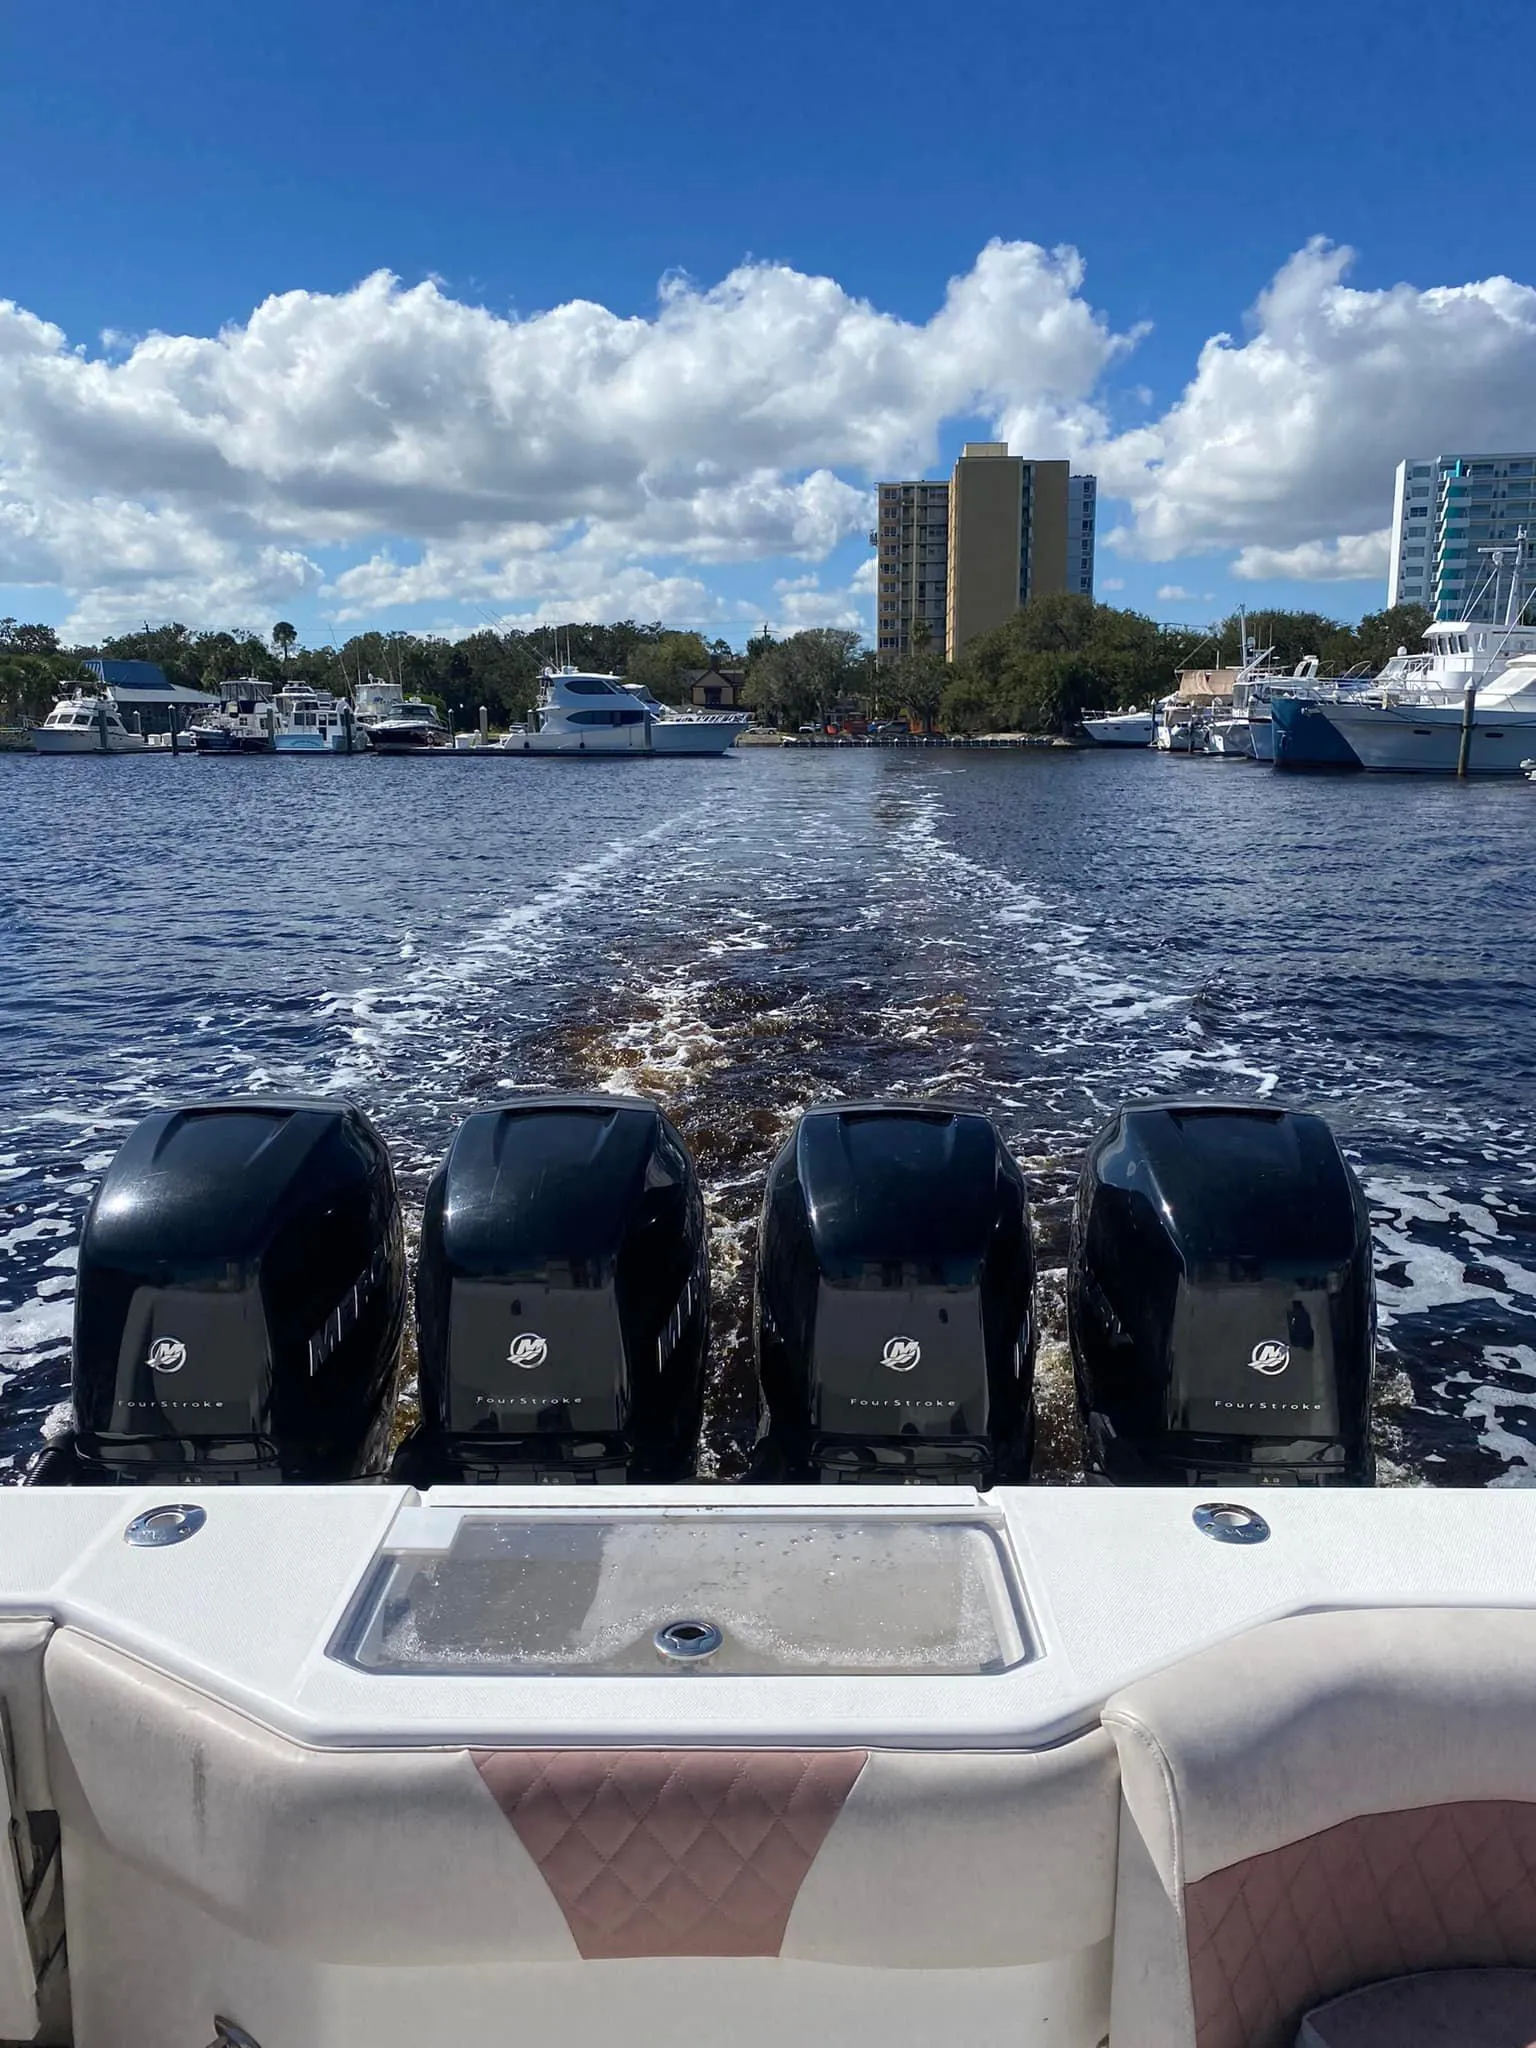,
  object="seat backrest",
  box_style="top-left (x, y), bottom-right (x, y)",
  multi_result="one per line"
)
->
top-left (1102, 1608), bottom-right (1536, 2048)
top-left (45, 1628), bottom-right (1122, 2047)
top-left (0, 1617), bottom-right (53, 2042)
